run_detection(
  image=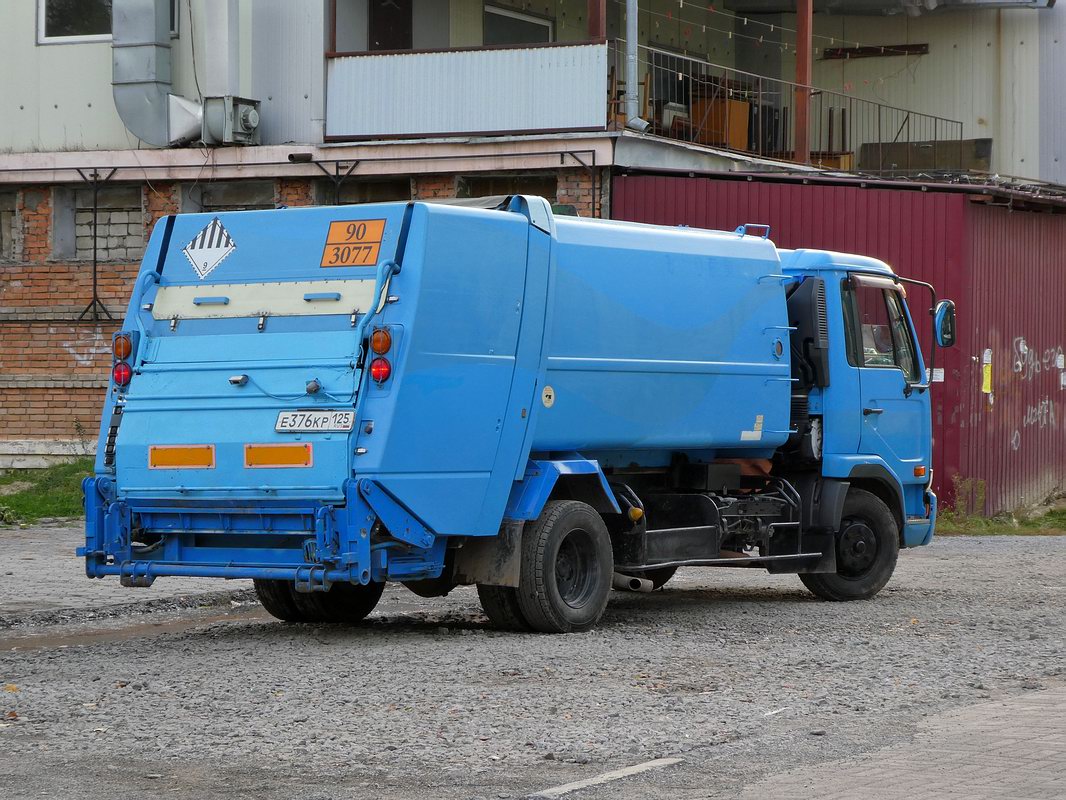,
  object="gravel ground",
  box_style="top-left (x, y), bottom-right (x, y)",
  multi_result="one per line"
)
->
top-left (0, 531), bottom-right (1063, 799)
top-left (0, 526), bottom-right (252, 627)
